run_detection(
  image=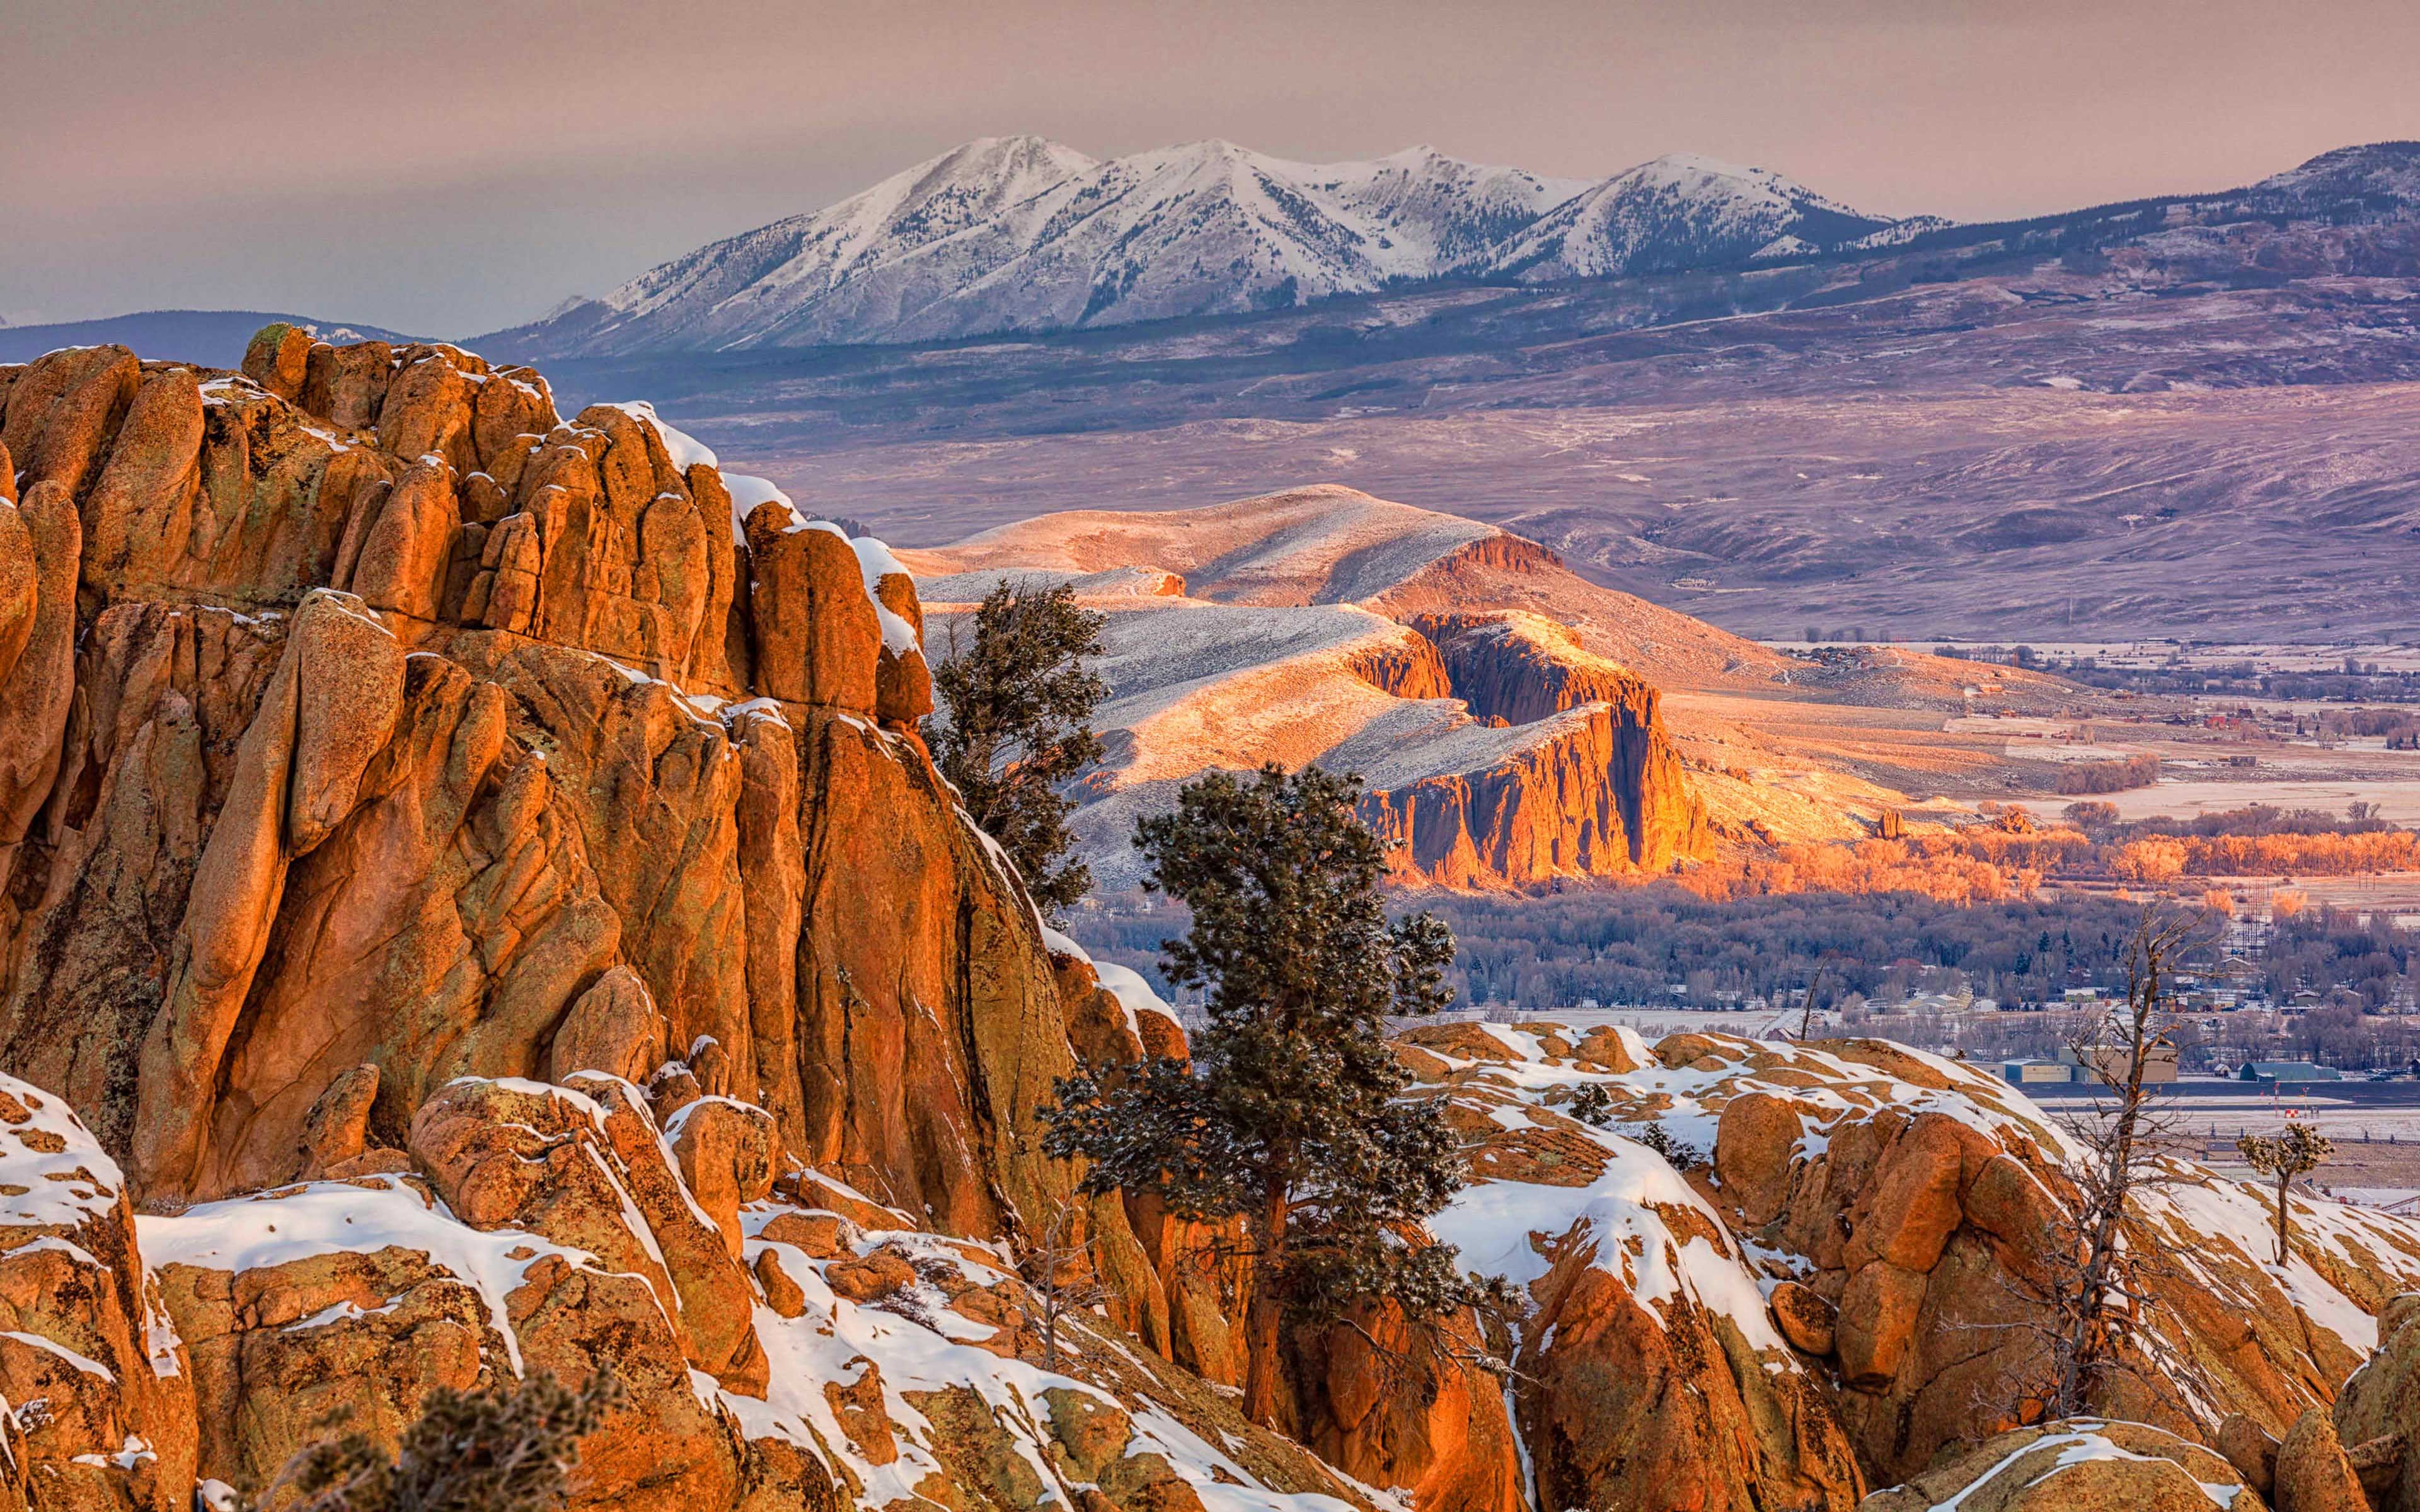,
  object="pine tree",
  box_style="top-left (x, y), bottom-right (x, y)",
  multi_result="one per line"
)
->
top-left (249, 1370), bottom-right (623, 1512)
top-left (928, 581), bottom-right (1107, 918)
top-left (2238, 1121), bottom-right (2332, 1265)
top-left (1041, 763), bottom-right (1467, 1426)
